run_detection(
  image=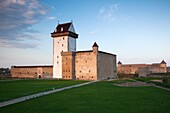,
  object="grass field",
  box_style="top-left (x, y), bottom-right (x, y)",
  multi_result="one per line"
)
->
top-left (0, 79), bottom-right (87, 102)
top-left (0, 80), bottom-right (170, 113)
